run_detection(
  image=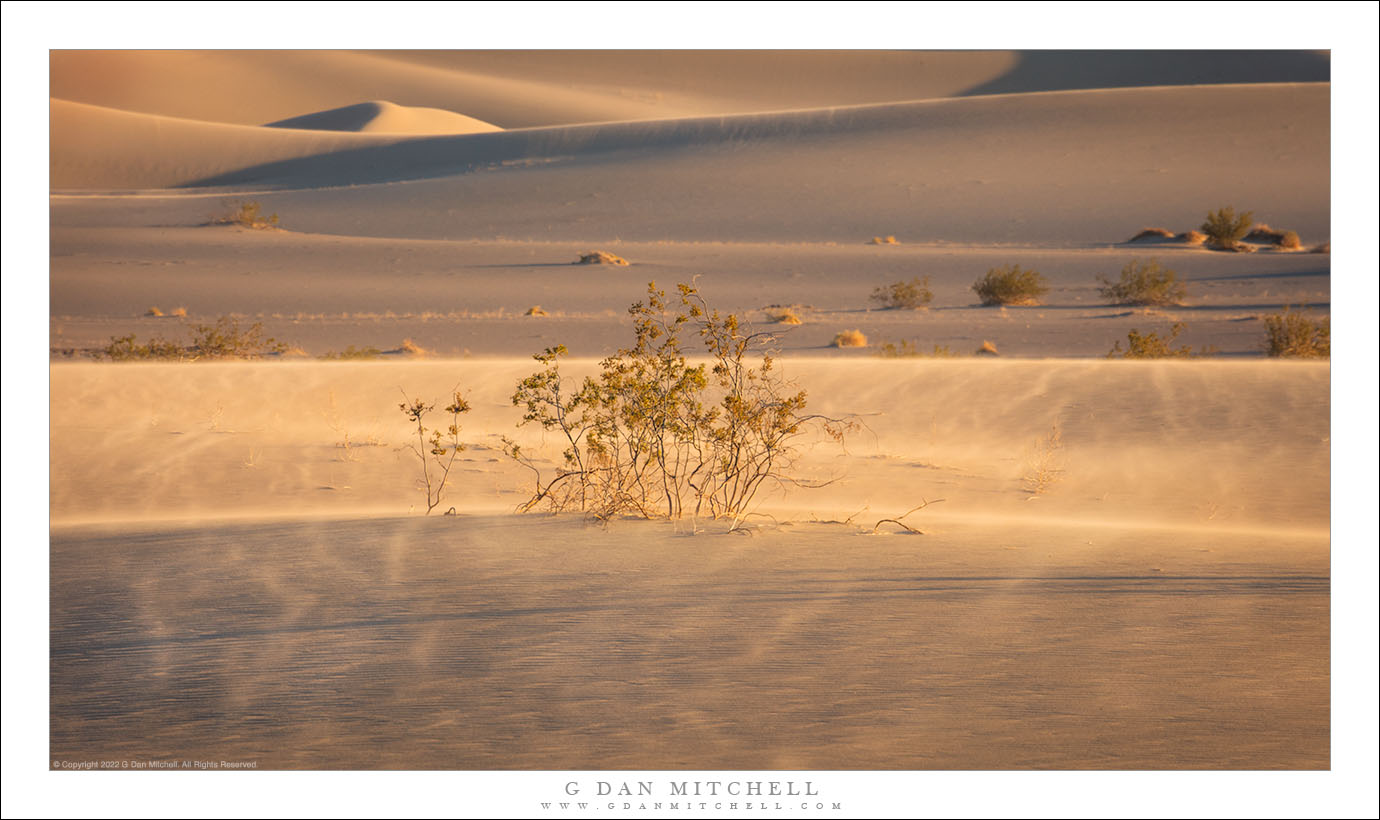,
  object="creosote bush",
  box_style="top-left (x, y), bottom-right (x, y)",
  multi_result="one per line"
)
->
top-left (972, 265), bottom-right (1049, 306)
top-left (400, 390), bottom-right (472, 514)
top-left (871, 276), bottom-right (934, 310)
top-left (1262, 307), bottom-right (1329, 358)
top-left (505, 282), bottom-right (855, 526)
top-left (1200, 206), bottom-right (1253, 250)
top-left (97, 316), bottom-right (286, 361)
top-left (1097, 258), bottom-right (1187, 306)
top-left (1106, 322), bottom-right (1205, 359)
